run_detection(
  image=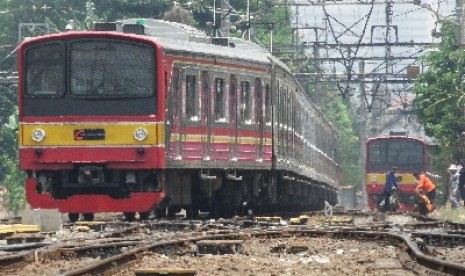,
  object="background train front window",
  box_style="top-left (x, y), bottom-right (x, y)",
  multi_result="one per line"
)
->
top-left (25, 43), bottom-right (65, 97)
top-left (70, 40), bottom-right (154, 98)
top-left (367, 139), bottom-right (423, 172)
